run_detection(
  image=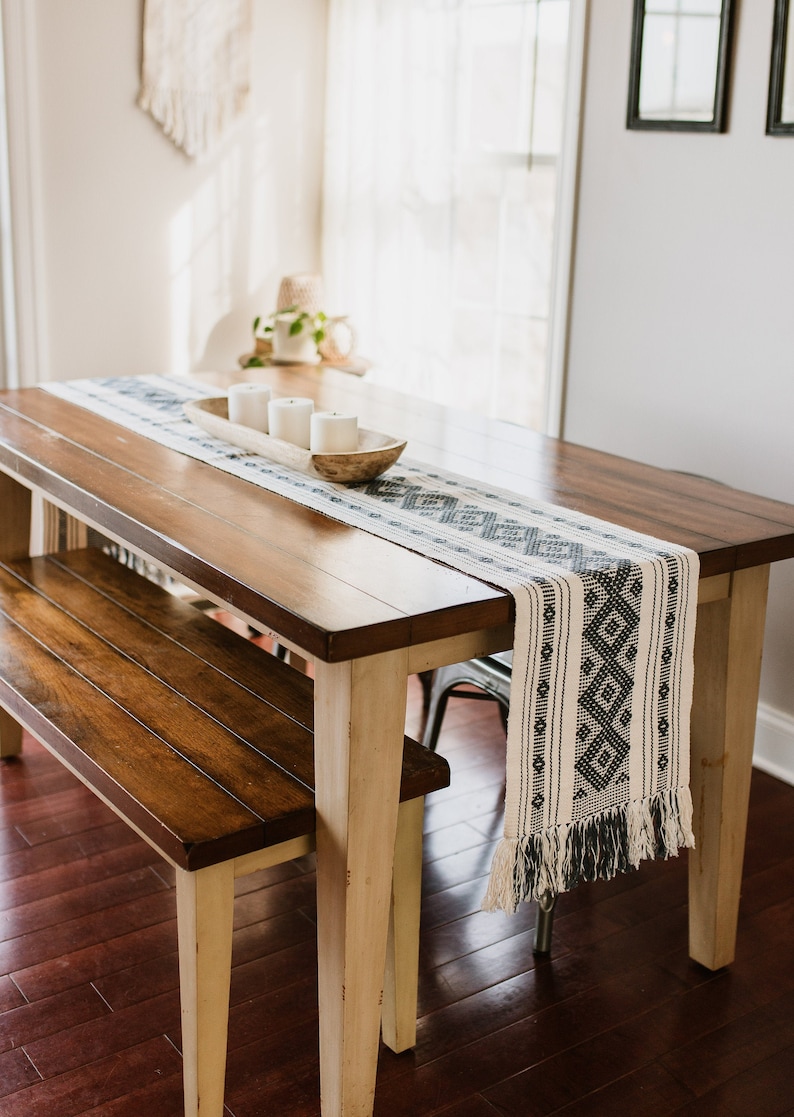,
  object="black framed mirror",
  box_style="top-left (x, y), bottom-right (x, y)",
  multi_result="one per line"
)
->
top-left (767, 0), bottom-right (794, 134)
top-left (627, 0), bottom-right (735, 132)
